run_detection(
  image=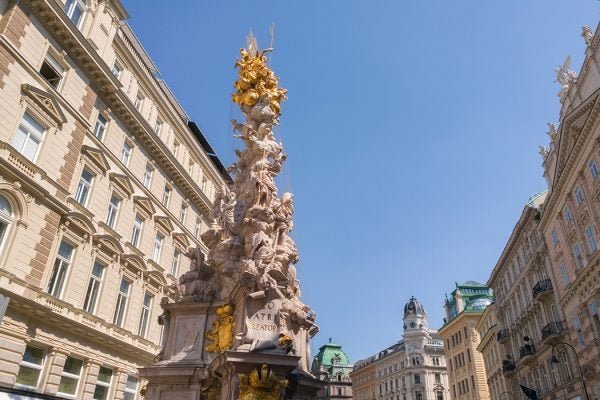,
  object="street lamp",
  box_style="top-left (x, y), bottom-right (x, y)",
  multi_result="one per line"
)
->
top-left (550, 342), bottom-right (590, 400)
